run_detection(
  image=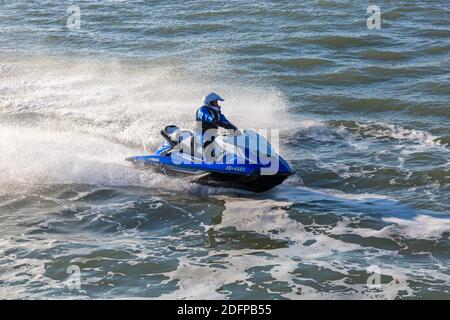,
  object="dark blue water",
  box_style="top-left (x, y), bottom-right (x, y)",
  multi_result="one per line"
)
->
top-left (0, 0), bottom-right (449, 299)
